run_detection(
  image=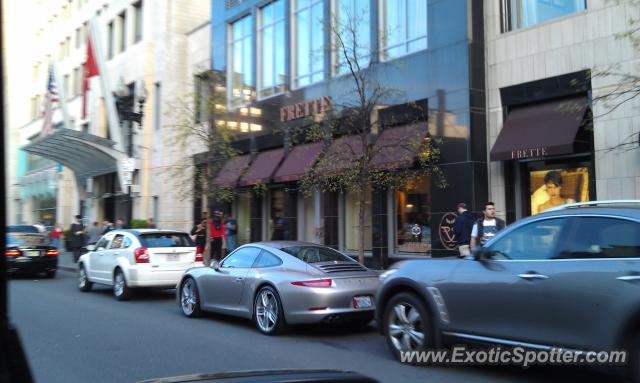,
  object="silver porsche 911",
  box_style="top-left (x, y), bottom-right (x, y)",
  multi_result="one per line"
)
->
top-left (176, 241), bottom-right (380, 335)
